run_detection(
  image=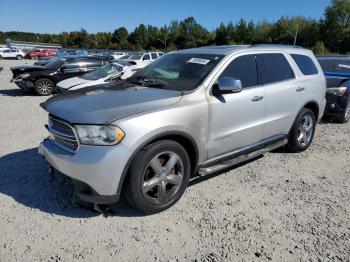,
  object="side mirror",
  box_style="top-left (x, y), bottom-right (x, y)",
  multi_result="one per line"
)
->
top-left (59, 66), bottom-right (66, 73)
top-left (214, 77), bottom-right (242, 95)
